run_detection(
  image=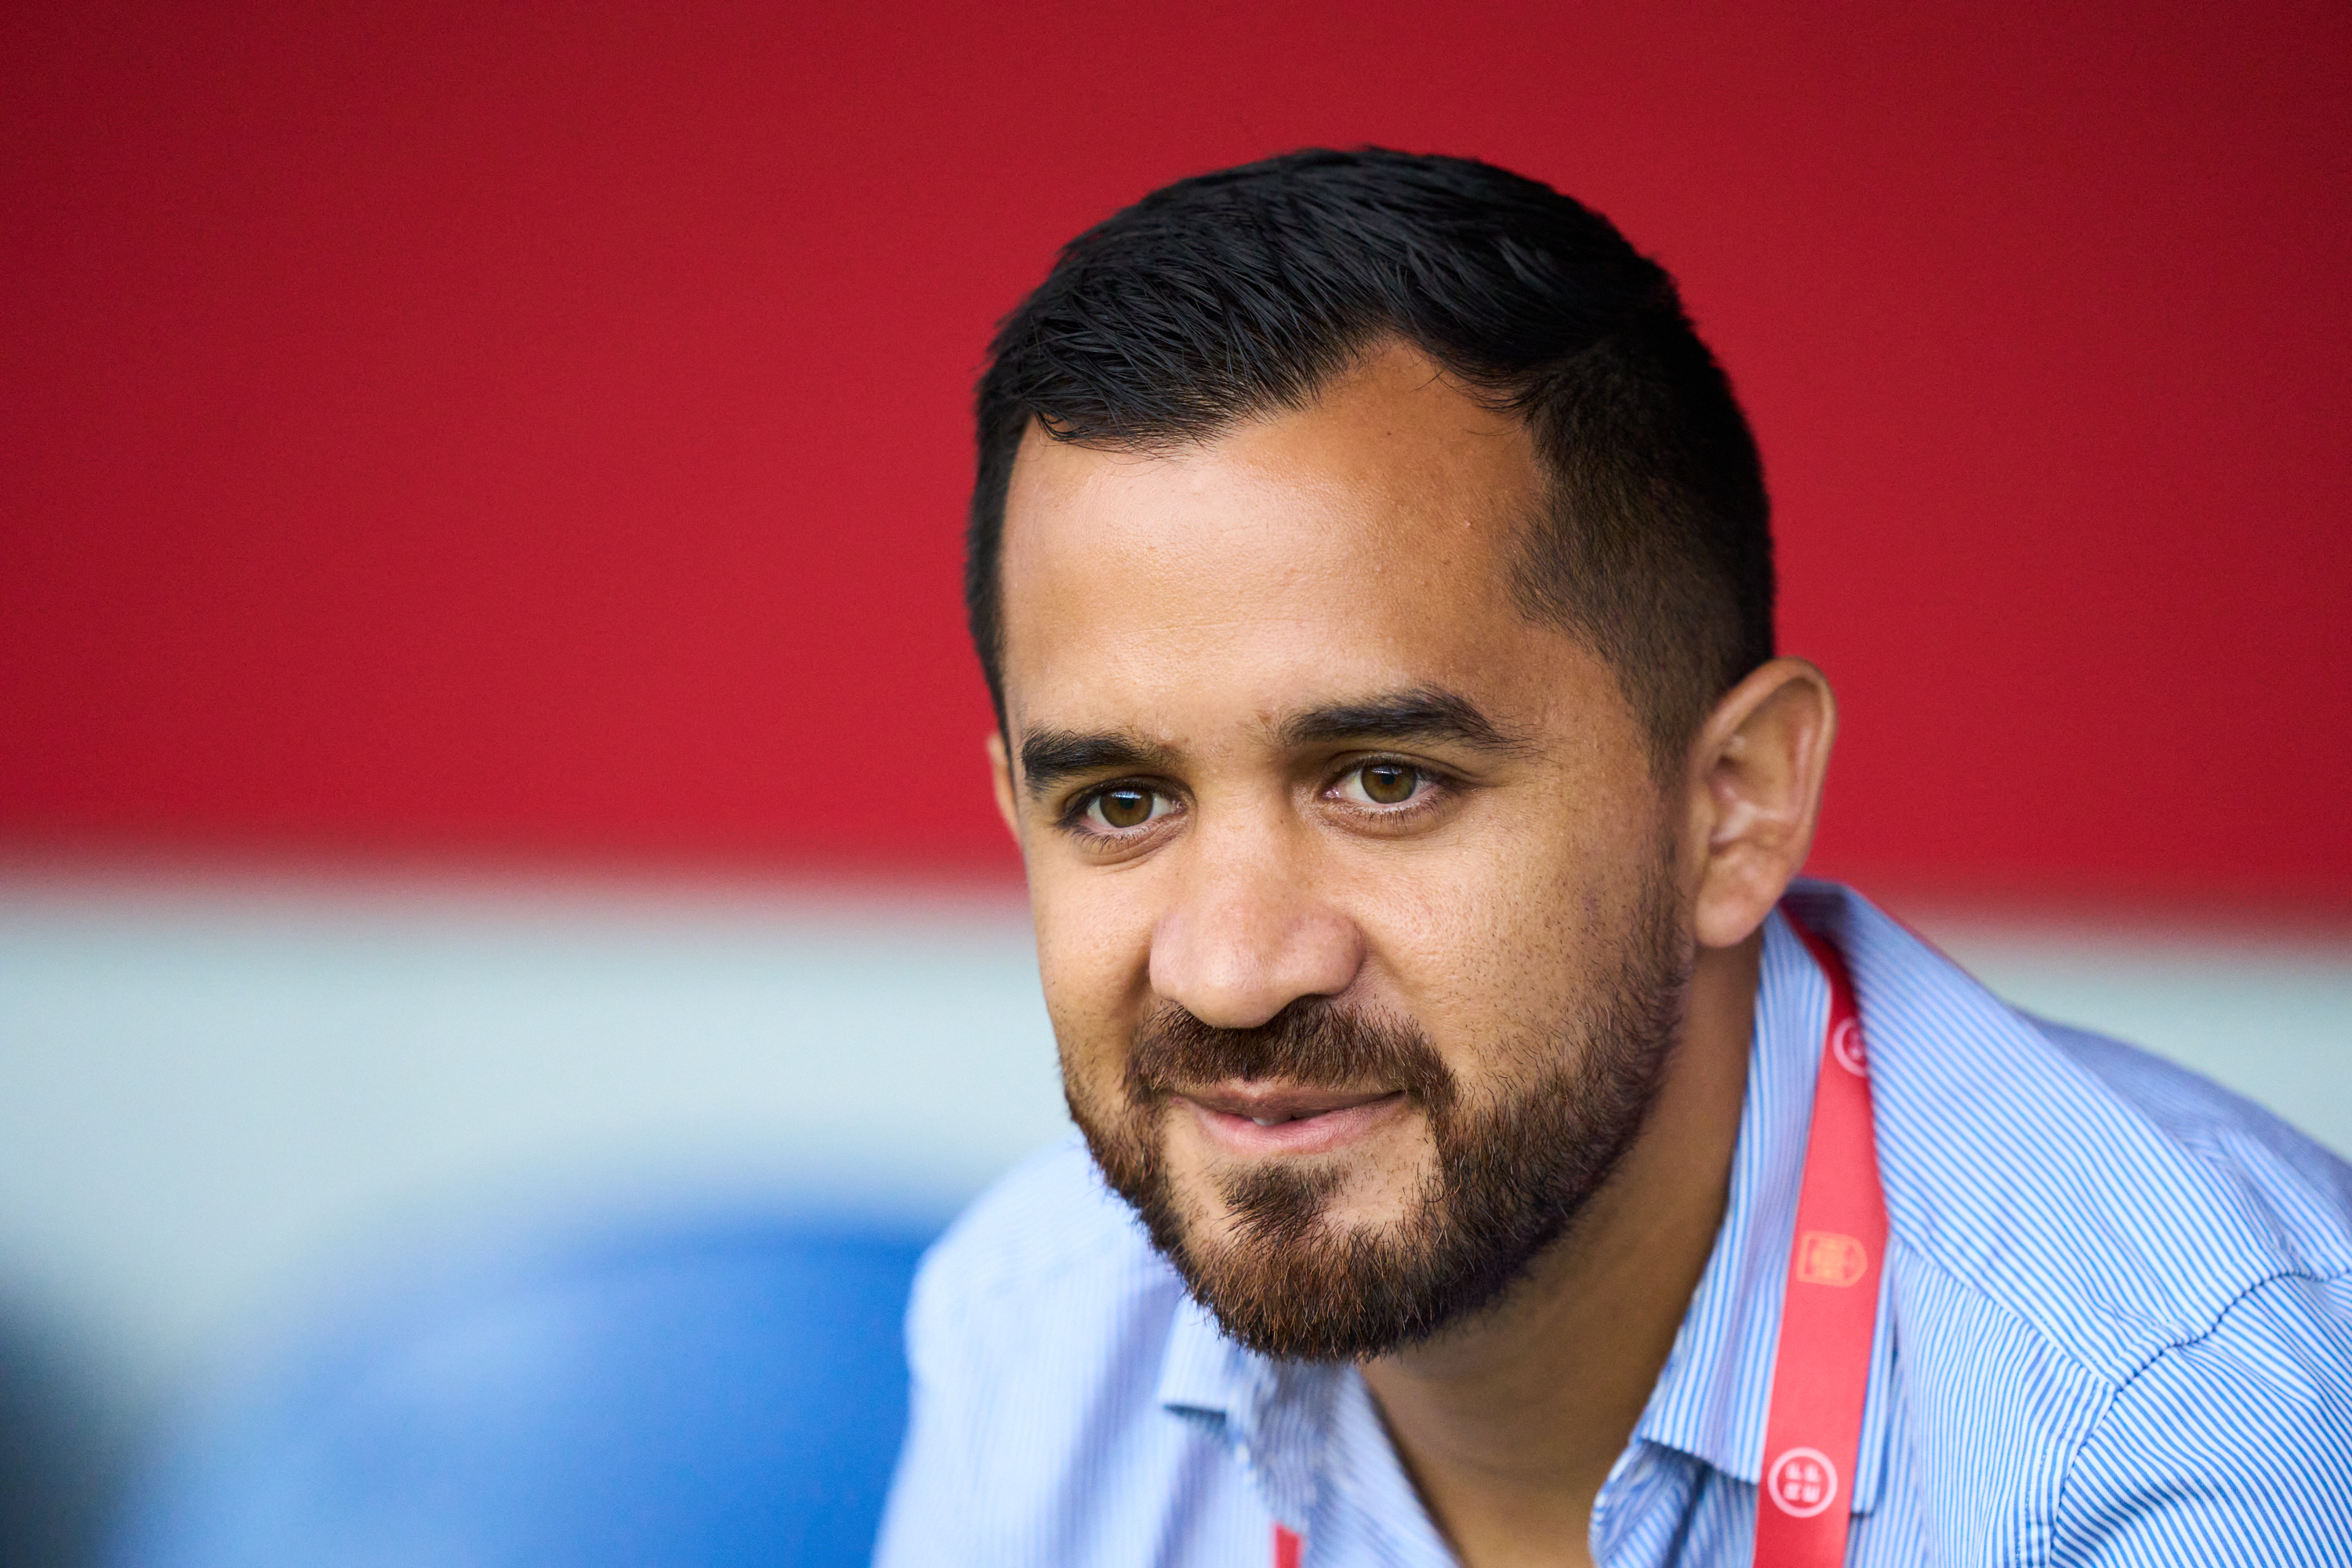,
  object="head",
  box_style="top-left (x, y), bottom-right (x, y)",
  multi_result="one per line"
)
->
top-left (973, 150), bottom-right (1832, 1361)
